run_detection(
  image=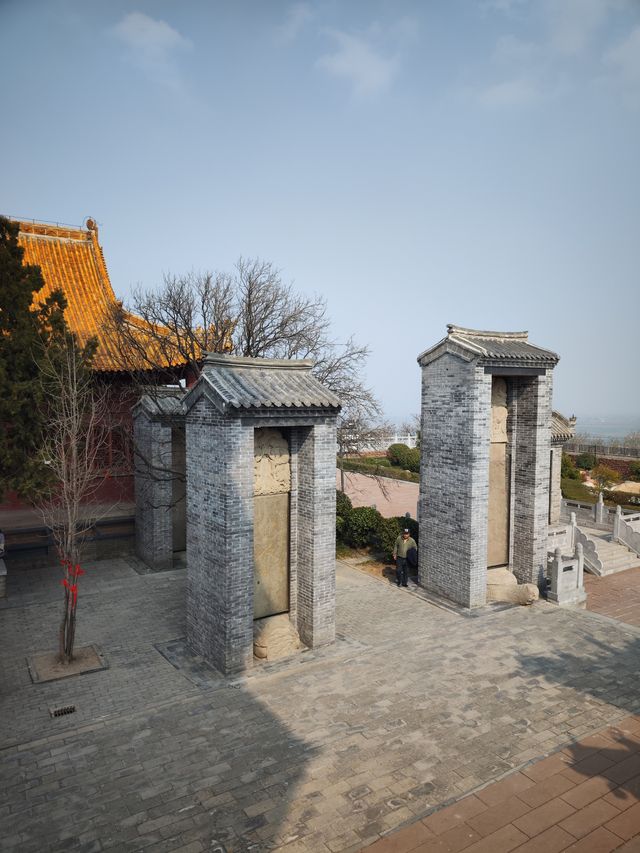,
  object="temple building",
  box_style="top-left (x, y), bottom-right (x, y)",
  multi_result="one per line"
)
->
top-left (16, 218), bottom-right (127, 372)
top-left (2, 217), bottom-right (161, 509)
